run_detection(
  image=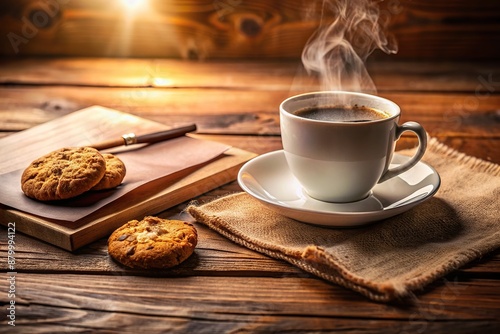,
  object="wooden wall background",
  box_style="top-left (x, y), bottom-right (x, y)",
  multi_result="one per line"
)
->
top-left (0, 0), bottom-right (499, 60)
